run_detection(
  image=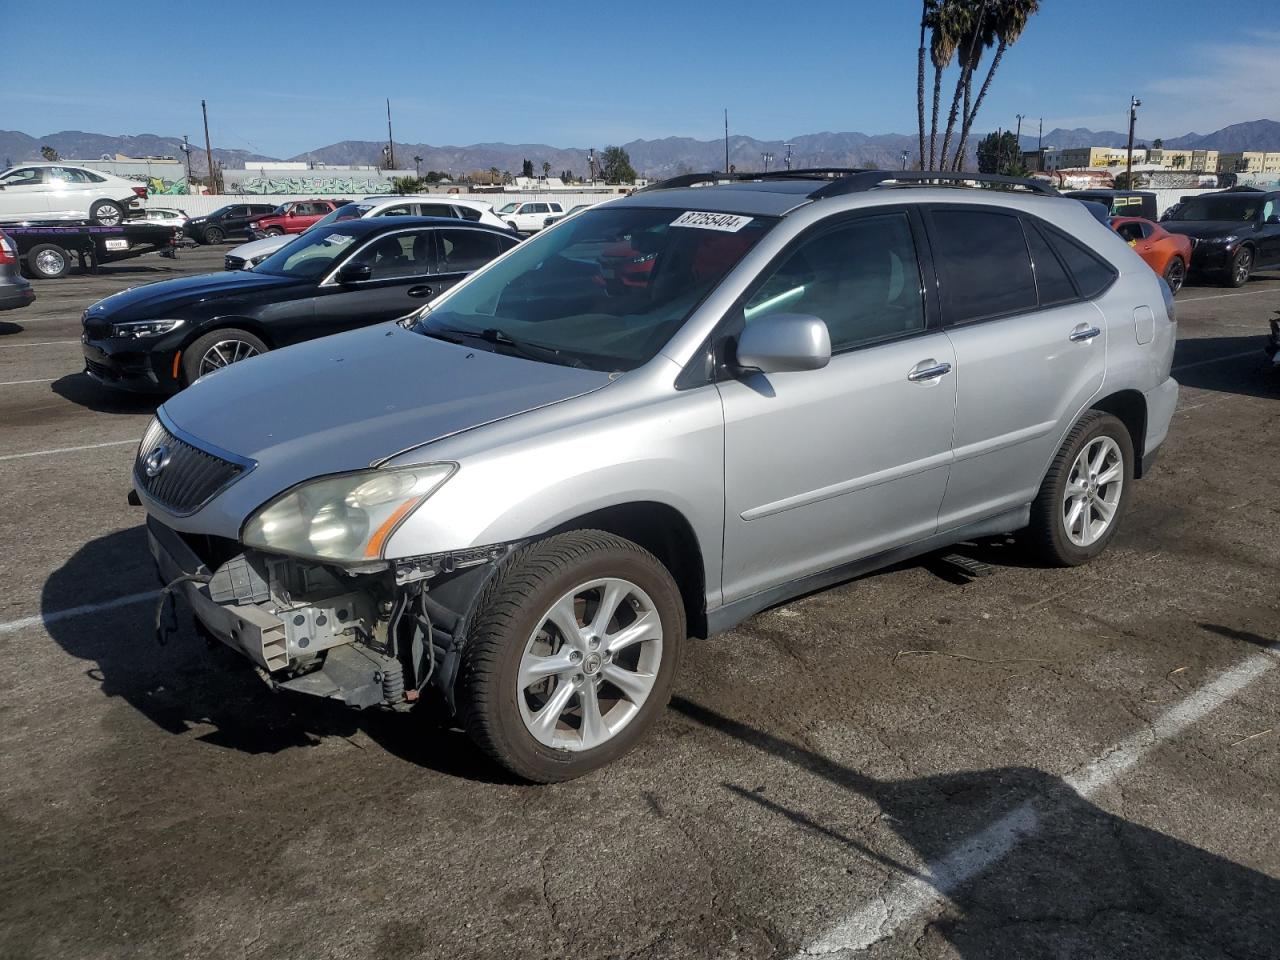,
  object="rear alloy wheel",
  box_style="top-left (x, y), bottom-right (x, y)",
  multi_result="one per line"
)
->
top-left (1225, 246), bottom-right (1253, 288)
top-left (460, 530), bottom-right (684, 782)
top-left (89, 200), bottom-right (125, 226)
top-left (1027, 411), bottom-right (1133, 566)
top-left (26, 243), bottom-right (70, 279)
top-left (182, 328), bottom-right (268, 384)
top-left (202, 225), bottom-right (225, 245)
top-left (1162, 255), bottom-right (1186, 295)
